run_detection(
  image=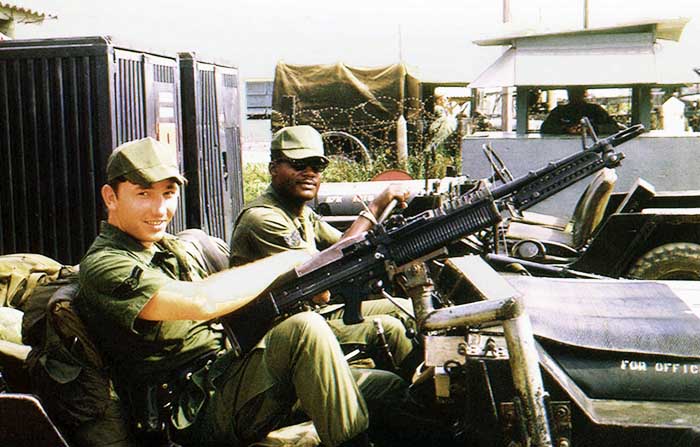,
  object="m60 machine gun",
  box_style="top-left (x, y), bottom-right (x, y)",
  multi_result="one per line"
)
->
top-left (222, 125), bottom-right (644, 355)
